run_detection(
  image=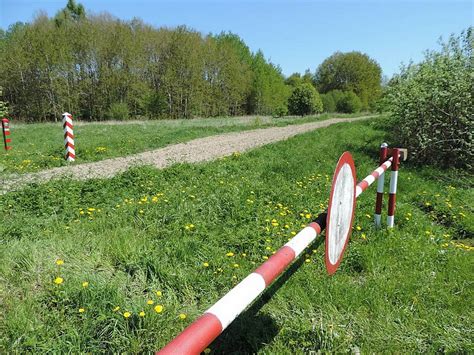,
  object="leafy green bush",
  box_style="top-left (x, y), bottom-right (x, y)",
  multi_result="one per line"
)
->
top-left (336, 91), bottom-right (362, 113)
top-left (288, 83), bottom-right (323, 116)
top-left (315, 51), bottom-right (382, 110)
top-left (273, 105), bottom-right (288, 117)
top-left (320, 93), bottom-right (336, 113)
top-left (106, 102), bottom-right (130, 120)
top-left (386, 28), bottom-right (473, 169)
